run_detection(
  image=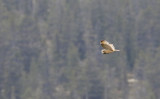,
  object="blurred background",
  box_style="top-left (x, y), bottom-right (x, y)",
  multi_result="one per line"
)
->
top-left (0, 0), bottom-right (160, 99)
